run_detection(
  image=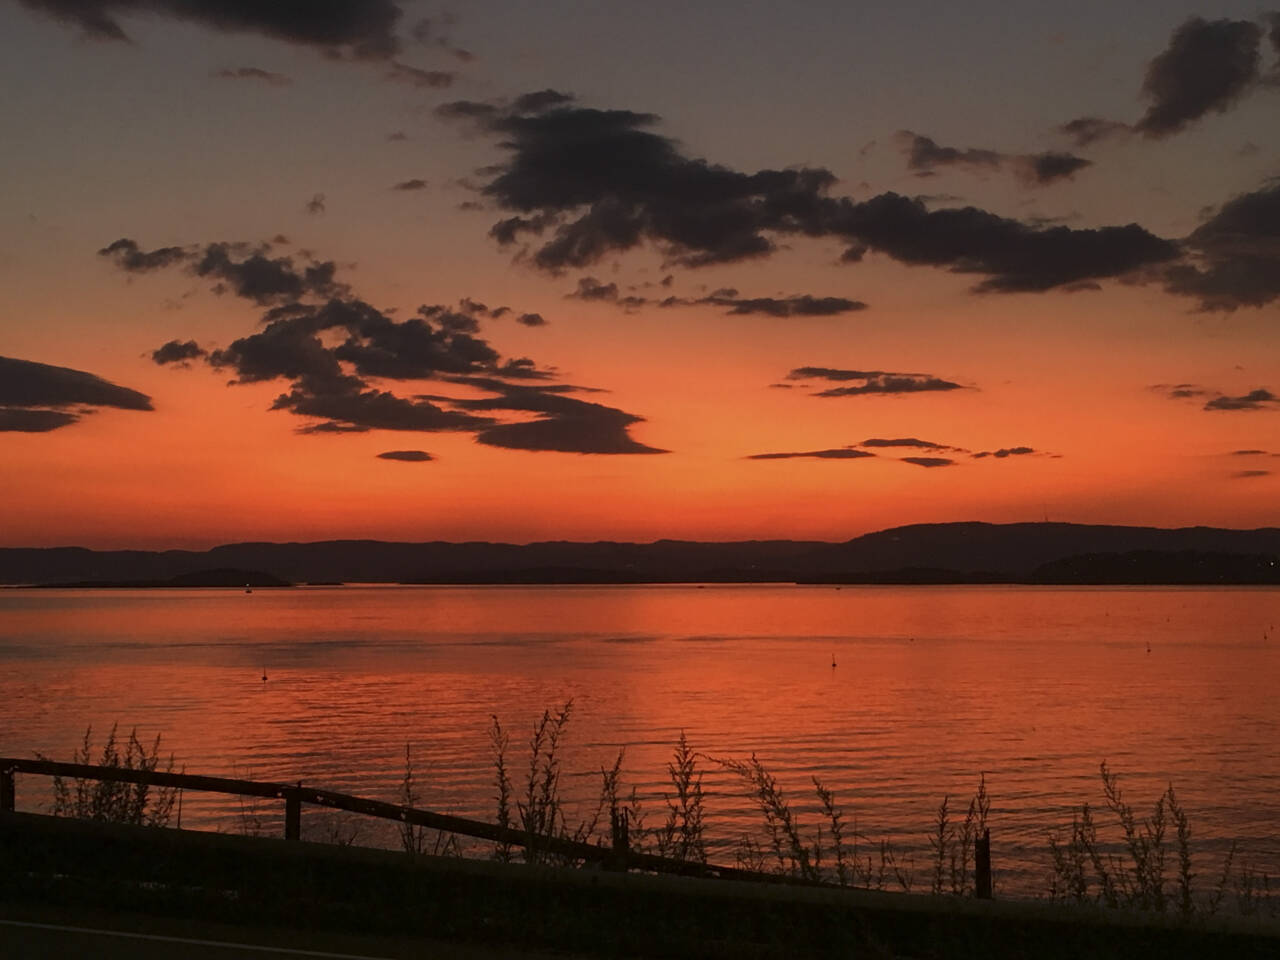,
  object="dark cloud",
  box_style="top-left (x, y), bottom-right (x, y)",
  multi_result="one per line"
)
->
top-left (827, 192), bottom-right (1174, 293)
top-left (451, 379), bottom-right (665, 454)
top-left (17, 0), bottom-right (404, 58)
top-left (1058, 16), bottom-right (1266, 145)
top-left (1204, 389), bottom-right (1279, 411)
top-left (0, 407), bottom-right (80, 432)
top-left (331, 304), bottom-right (505, 380)
top-left (1232, 469), bottom-right (1271, 478)
top-left (816, 377), bottom-right (965, 397)
top-left (787, 366), bottom-right (967, 397)
top-left (456, 297), bottom-right (499, 318)
top-left (901, 457), bottom-right (955, 468)
top-left (897, 132), bottom-right (1091, 187)
top-left (212, 67), bottom-right (291, 86)
top-left (306, 193), bottom-right (326, 215)
top-left (1057, 117), bottom-right (1130, 148)
top-left (151, 340), bottom-right (206, 365)
top-left (273, 381), bottom-right (487, 433)
top-left (386, 61), bottom-right (455, 88)
top-left (694, 294), bottom-right (866, 316)
top-left (475, 414), bottom-right (662, 454)
top-left (516, 312), bottom-right (546, 327)
top-left (495, 357), bottom-right (553, 380)
top-left (1230, 449), bottom-right (1269, 455)
top-left (570, 276), bottom-right (619, 301)
top-left (117, 238), bottom-right (657, 452)
top-left (1019, 152), bottom-right (1092, 185)
top-left (574, 277), bottom-right (866, 316)
top-left (859, 437), bottom-right (949, 449)
top-left (972, 446), bottom-right (1036, 458)
top-left (0, 354), bottom-right (152, 432)
top-left (746, 448), bottom-right (876, 461)
top-left (1154, 382), bottom-right (1280, 410)
top-left (790, 366), bottom-right (896, 381)
top-left (513, 89), bottom-right (576, 113)
top-left (1135, 17), bottom-right (1263, 138)
top-left (897, 131), bottom-right (1002, 175)
top-left (1153, 382), bottom-right (1210, 399)
top-left (377, 449), bottom-right (433, 461)
top-left (1164, 181), bottom-right (1280, 310)
top-left (102, 239), bottom-right (345, 305)
top-left (387, 131), bottom-right (408, 141)
top-left (391, 178), bottom-right (429, 191)
top-left (196, 243), bottom-right (344, 304)
top-left (436, 98), bottom-right (835, 270)
top-left (0, 355), bottom-right (153, 411)
top-left (438, 93), bottom-right (1179, 292)
top-left (98, 238), bottom-right (188, 272)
